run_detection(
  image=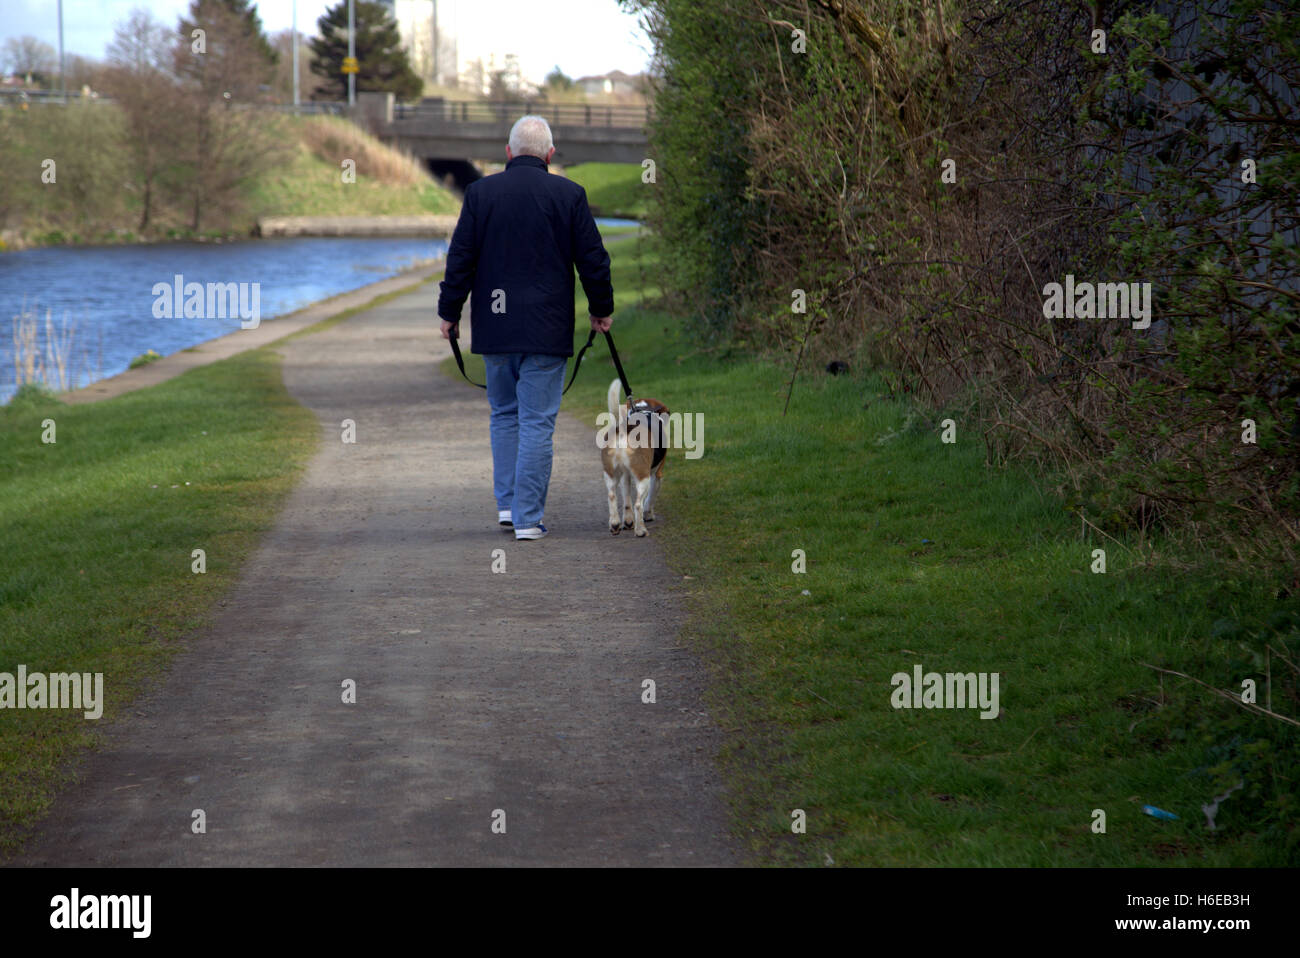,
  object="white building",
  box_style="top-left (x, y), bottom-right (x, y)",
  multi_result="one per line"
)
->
top-left (380, 0), bottom-right (458, 89)
top-left (575, 70), bottom-right (644, 97)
